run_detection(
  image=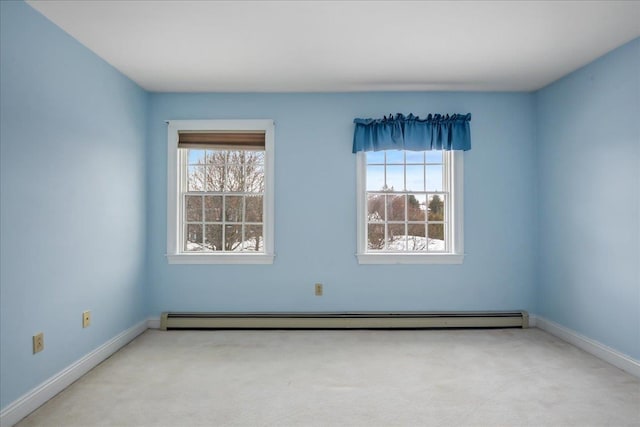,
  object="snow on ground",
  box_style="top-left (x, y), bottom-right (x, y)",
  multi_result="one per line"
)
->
top-left (386, 236), bottom-right (445, 251)
top-left (186, 236), bottom-right (441, 253)
top-left (186, 237), bottom-right (263, 252)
